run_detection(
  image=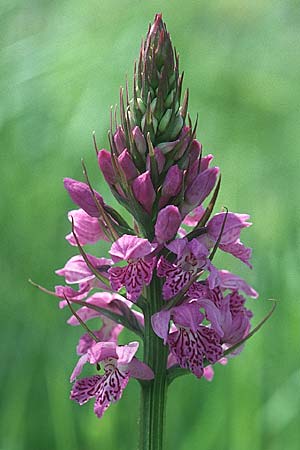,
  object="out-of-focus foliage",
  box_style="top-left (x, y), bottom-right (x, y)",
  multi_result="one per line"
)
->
top-left (1, 1), bottom-right (299, 449)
